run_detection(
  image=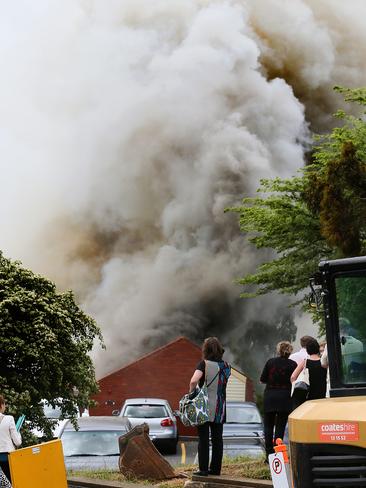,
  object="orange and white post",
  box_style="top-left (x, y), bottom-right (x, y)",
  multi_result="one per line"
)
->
top-left (268, 438), bottom-right (291, 488)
